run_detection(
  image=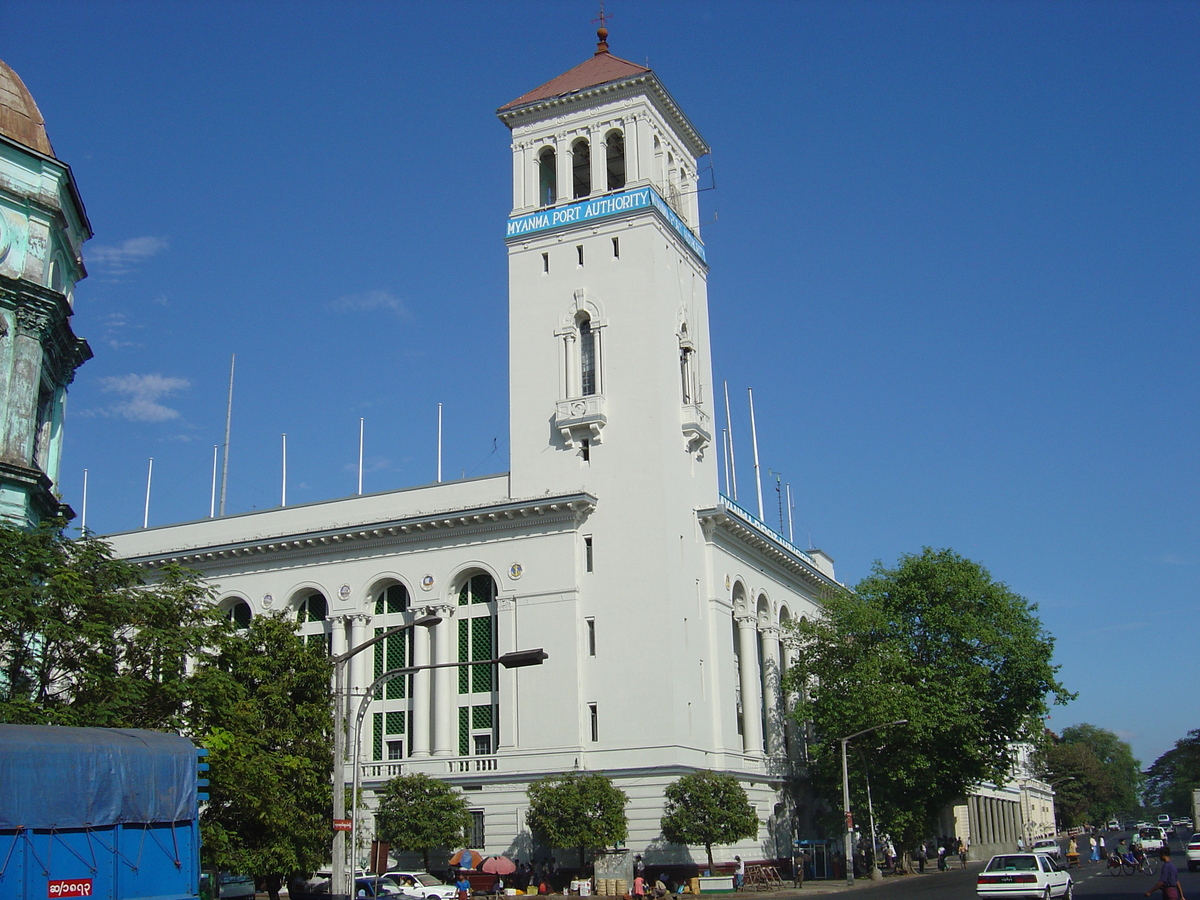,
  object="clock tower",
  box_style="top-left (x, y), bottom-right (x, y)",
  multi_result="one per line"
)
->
top-left (499, 26), bottom-right (715, 506)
